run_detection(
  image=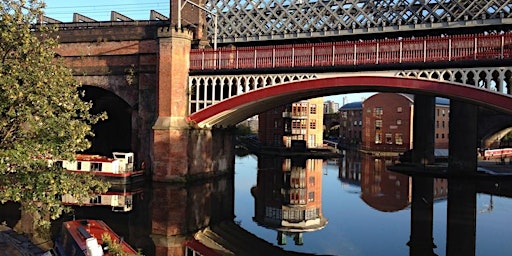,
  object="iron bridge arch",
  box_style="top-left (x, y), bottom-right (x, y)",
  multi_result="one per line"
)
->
top-left (188, 67), bottom-right (512, 128)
